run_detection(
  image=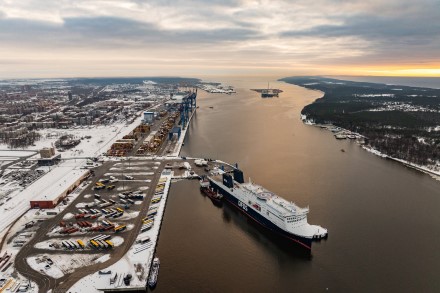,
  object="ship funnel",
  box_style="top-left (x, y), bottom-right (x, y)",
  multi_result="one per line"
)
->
top-left (233, 169), bottom-right (244, 184)
top-left (223, 173), bottom-right (234, 188)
